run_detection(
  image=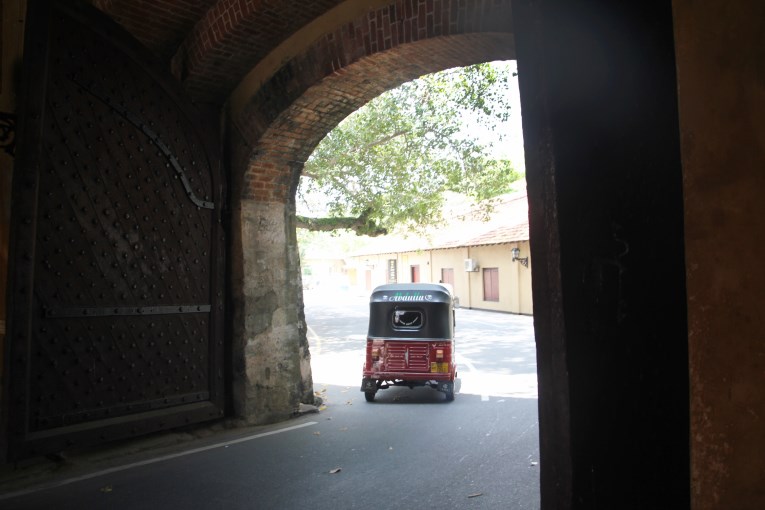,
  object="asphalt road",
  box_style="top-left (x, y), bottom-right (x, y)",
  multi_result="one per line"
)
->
top-left (0, 288), bottom-right (540, 509)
